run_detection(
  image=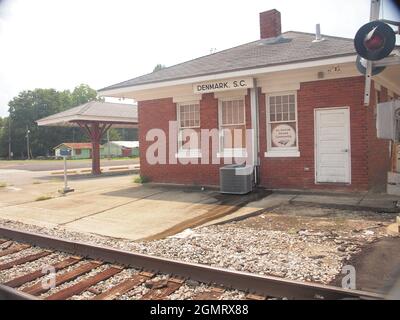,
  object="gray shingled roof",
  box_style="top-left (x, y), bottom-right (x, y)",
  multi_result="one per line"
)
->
top-left (99, 31), bottom-right (356, 92)
top-left (37, 101), bottom-right (138, 127)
